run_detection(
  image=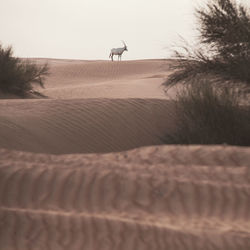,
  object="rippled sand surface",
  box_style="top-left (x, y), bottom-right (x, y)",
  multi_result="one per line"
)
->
top-left (0, 59), bottom-right (249, 250)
